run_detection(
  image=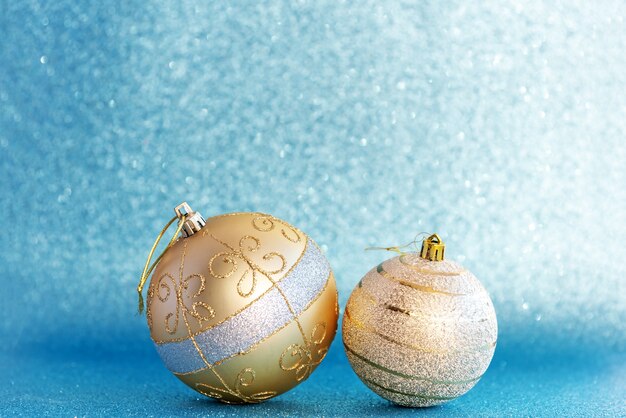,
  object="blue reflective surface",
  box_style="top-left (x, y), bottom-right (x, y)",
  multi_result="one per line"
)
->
top-left (3, 343), bottom-right (625, 417)
top-left (1, 1), bottom-right (625, 416)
